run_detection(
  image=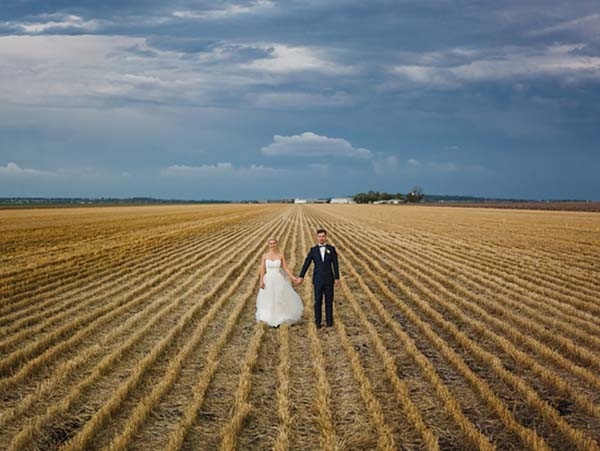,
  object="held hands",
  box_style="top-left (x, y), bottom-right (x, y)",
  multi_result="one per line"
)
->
top-left (294, 277), bottom-right (303, 285)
